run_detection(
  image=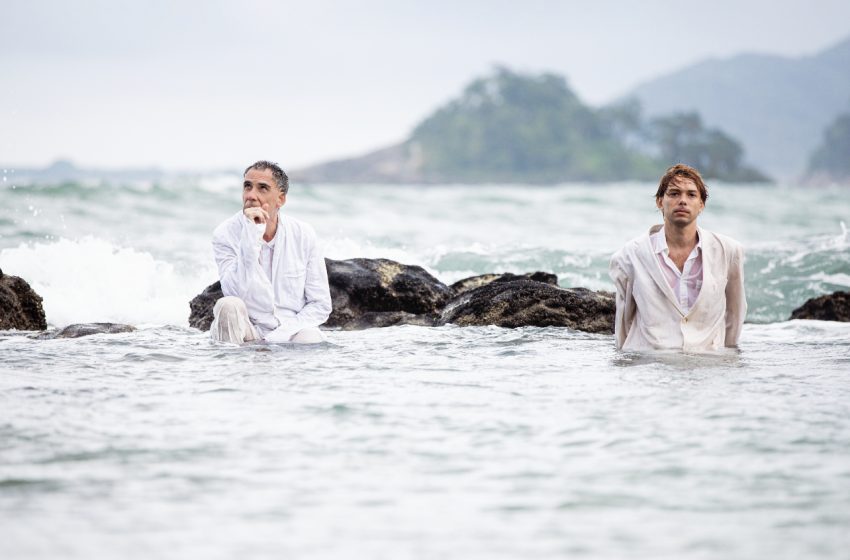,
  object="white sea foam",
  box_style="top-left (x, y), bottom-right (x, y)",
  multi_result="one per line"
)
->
top-left (0, 237), bottom-right (212, 327)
